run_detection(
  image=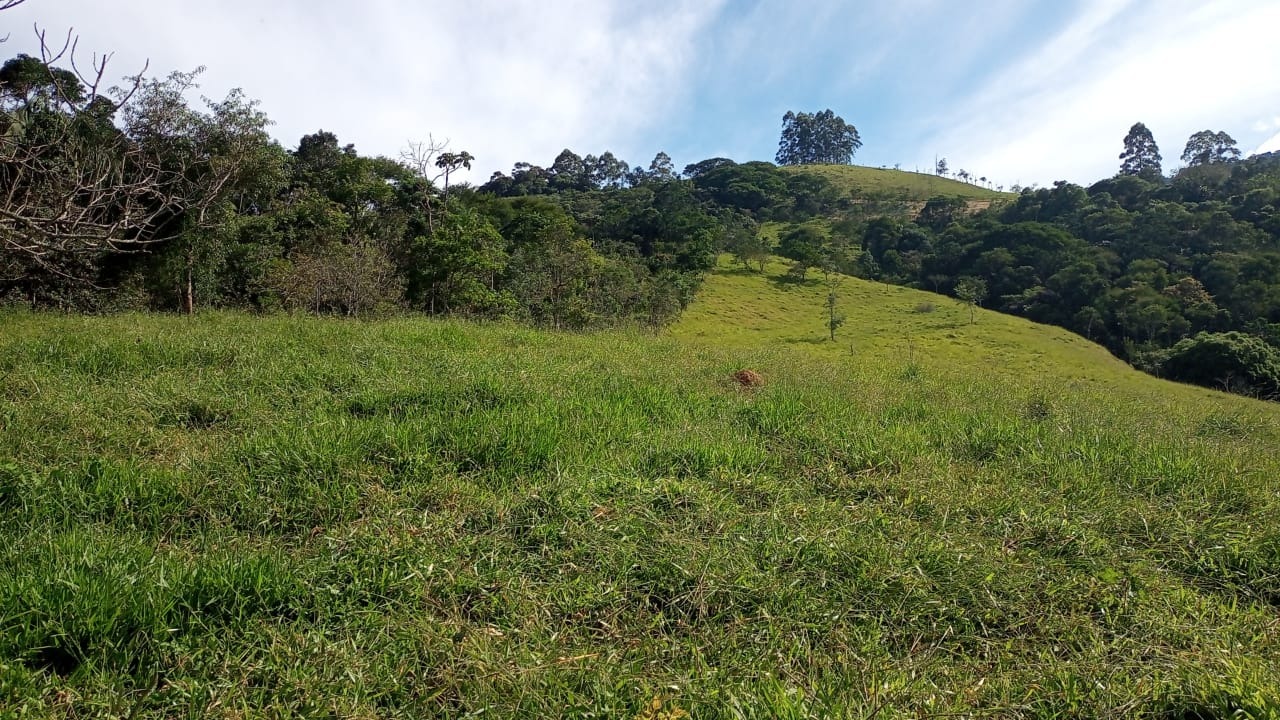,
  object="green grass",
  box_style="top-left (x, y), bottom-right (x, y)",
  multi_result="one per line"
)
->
top-left (781, 164), bottom-right (1011, 201)
top-left (2, 262), bottom-right (1280, 717)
